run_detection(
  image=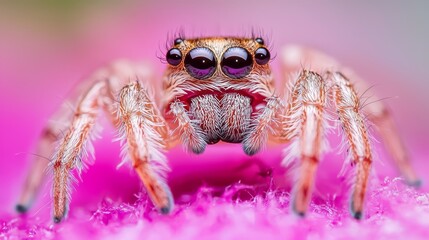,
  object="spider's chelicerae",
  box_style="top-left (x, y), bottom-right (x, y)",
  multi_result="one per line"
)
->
top-left (17, 36), bottom-right (420, 222)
